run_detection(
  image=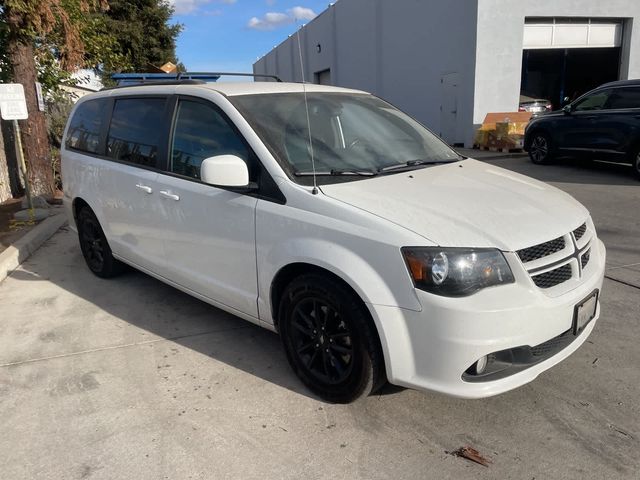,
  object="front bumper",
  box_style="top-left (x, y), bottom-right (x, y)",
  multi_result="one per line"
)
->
top-left (369, 239), bottom-right (606, 399)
